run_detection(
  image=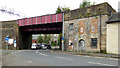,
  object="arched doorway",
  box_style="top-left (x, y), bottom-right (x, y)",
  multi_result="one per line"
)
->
top-left (78, 39), bottom-right (85, 51)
